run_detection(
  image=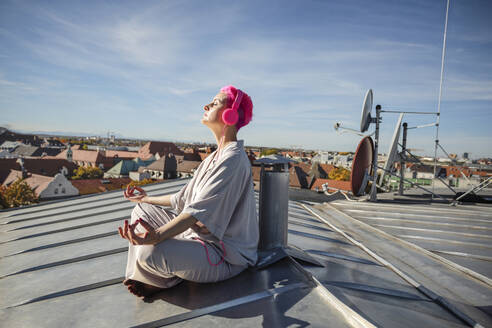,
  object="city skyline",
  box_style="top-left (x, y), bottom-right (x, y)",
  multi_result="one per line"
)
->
top-left (1, 0), bottom-right (491, 157)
